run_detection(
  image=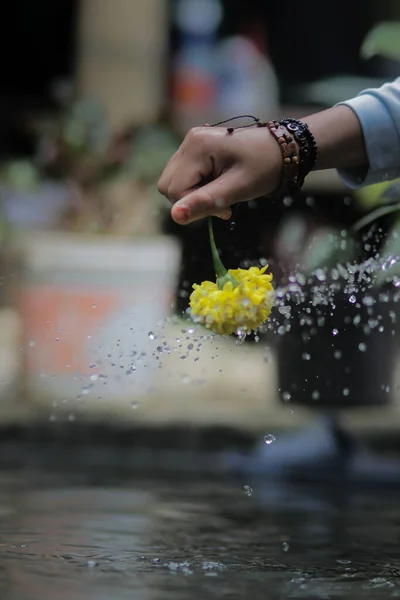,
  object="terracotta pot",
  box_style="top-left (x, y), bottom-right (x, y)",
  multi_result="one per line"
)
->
top-left (13, 232), bottom-right (181, 408)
